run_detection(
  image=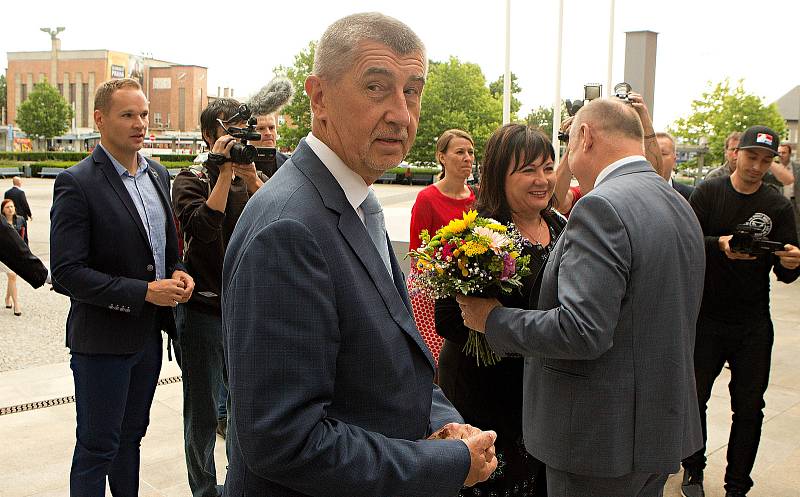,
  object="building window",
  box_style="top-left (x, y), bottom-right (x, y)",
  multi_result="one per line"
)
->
top-left (21, 84), bottom-right (27, 102)
top-left (58, 83), bottom-right (64, 96)
top-left (154, 112), bottom-right (162, 126)
top-left (69, 83), bottom-right (76, 104)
